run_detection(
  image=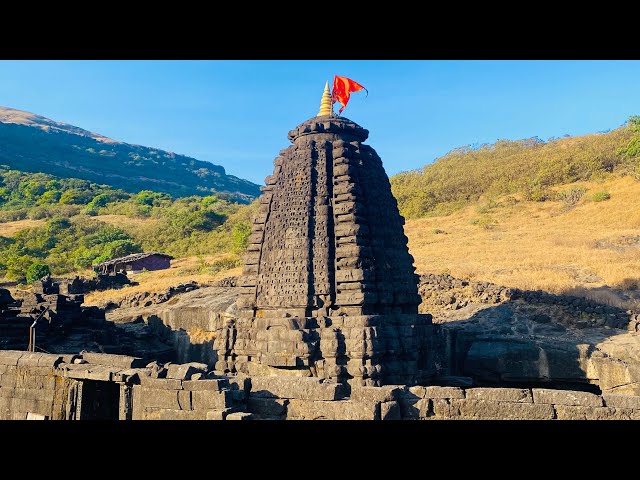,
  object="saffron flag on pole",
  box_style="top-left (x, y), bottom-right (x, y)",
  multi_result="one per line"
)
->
top-left (332, 75), bottom-right (368, 114)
